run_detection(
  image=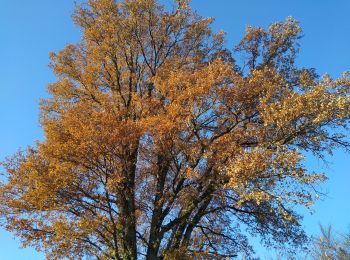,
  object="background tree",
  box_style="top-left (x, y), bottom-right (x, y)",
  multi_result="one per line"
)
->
top-left (1, 0), bottom-right (350, 259)
top-left (310, 224), bottom-right (350, 260)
